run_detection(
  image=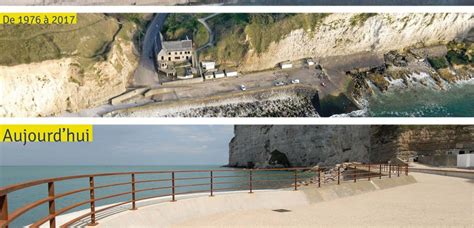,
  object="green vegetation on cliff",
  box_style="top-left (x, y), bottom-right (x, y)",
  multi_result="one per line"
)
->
top-left (200, 14), bottom-right (249, 67)
top-left (428, 41), bottom-right (474, 70)
top-left (161, 14), bottom-right (209, 48)
top-left (244, 14), bottom-right (329, 53)
top-left (0, 13), bottom-right (144, 67)
top-left (349, 13), bottom-right (377, 26)
top-left (428, 56), bottom-right (449, 70)
top-left (197, 13), bottom-right (329, 67)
